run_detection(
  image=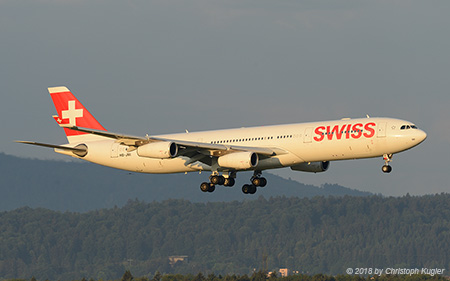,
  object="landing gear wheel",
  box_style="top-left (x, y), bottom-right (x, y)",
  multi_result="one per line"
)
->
top-left (200, 182), bottom-right (210, 192)
top-left (259, 177), bottom-right (267, 187)
top-left (210, 175), bottom-right (225, 185)
top-left (242, 184), bottom-right (251, 194)
top-left (242, 184), bottom-right (257, 194)
top-left (251, 177), bottom-right (267, 187)
top-left (201, 182), bottom-right (216, 192)
top-left (224, 177), bottom-right (235, 187)
top-left (382, 165), bottom-right (392, 173)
